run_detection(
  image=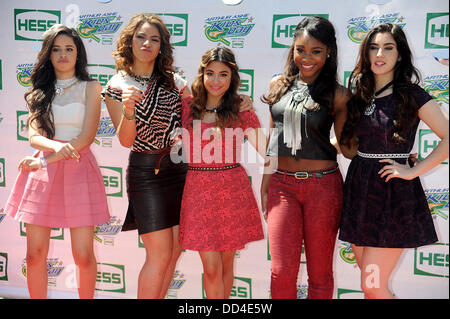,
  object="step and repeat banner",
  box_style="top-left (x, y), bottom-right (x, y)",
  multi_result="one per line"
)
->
top-left (0, 0), bottom-right (448, 299)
